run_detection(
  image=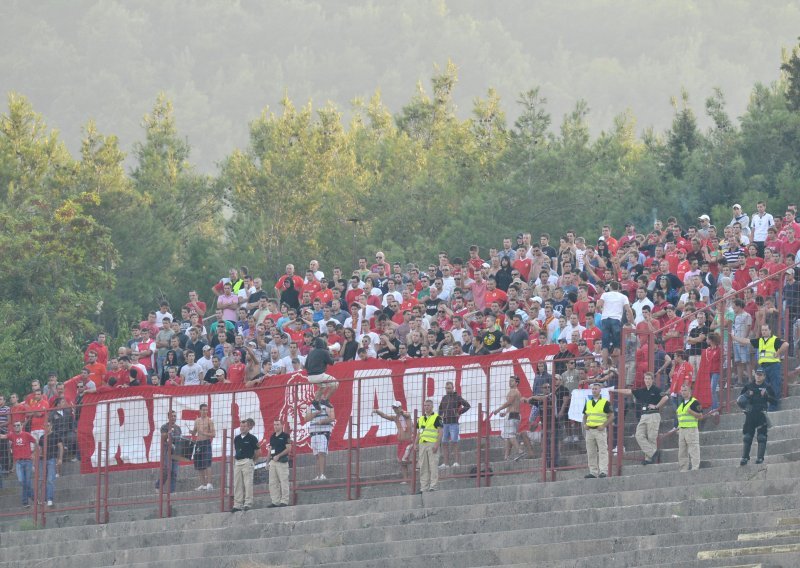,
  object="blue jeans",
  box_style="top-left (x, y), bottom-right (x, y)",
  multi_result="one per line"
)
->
top-left (156, 455), bottom-right (179, 493)
top-left (16, 459), bottom-right (33, 506)
top-left (42, 458), bottom-right (57, 501)
top-left (601, 318), bottom-right (622, 351)
top-left (762, 363), bottom-right (781, 411)
top-left (710, 373), bottom-right (720, 411)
